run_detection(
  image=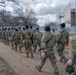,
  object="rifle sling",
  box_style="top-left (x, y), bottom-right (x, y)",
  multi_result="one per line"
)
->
top-left (46, 35), bottom-right (53, 44)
